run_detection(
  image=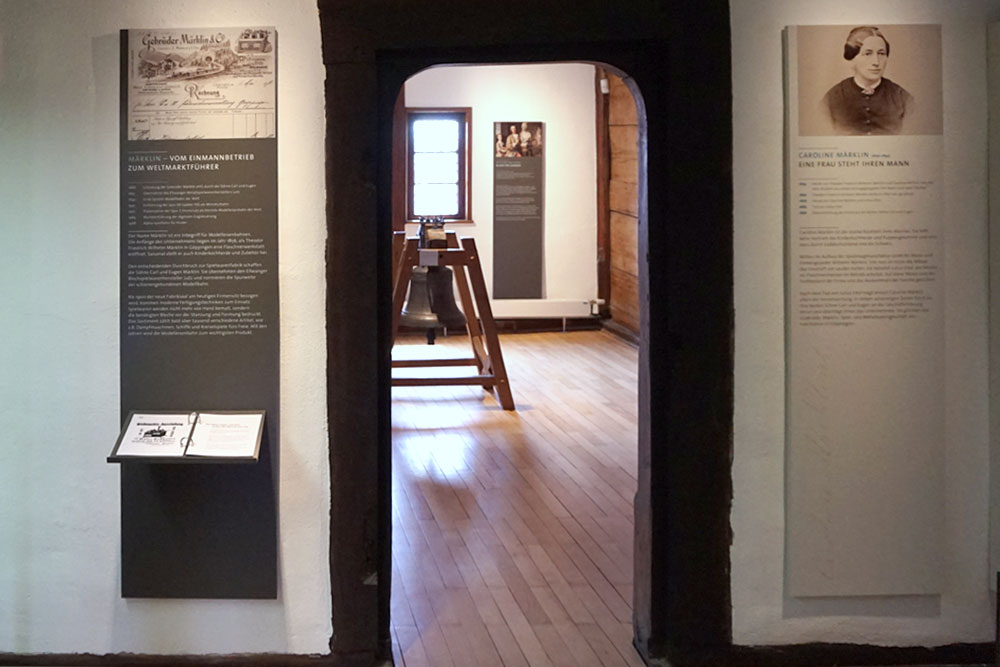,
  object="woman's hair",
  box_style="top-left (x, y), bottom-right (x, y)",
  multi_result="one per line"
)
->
top-left (843, 26), bottom-right (889, 60)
